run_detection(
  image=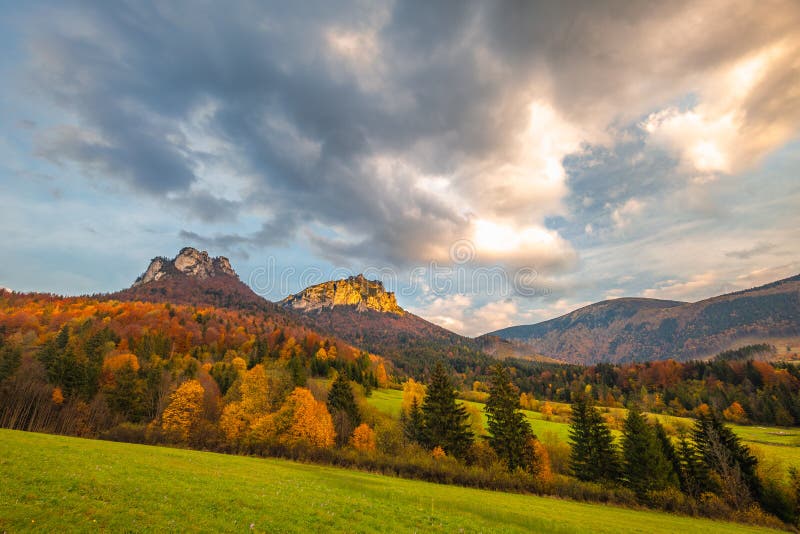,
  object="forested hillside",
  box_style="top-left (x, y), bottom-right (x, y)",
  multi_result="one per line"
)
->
top-left (491, 275), bottom-right (800, 363)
